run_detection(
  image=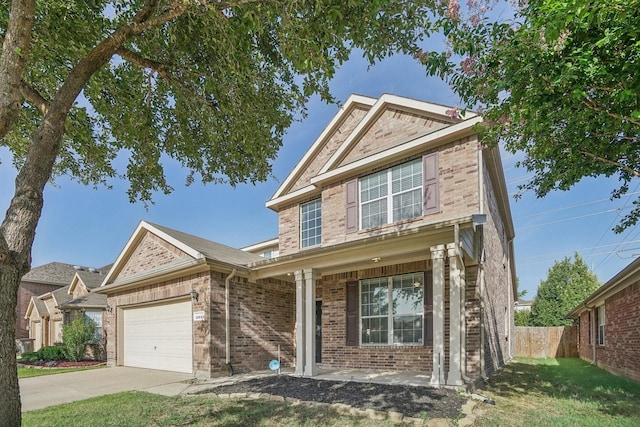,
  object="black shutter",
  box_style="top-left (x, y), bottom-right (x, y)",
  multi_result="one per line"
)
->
top-left (424, 272), bottom-right (433, 346)
top-left (346, 281), bottom-right (358, 346)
